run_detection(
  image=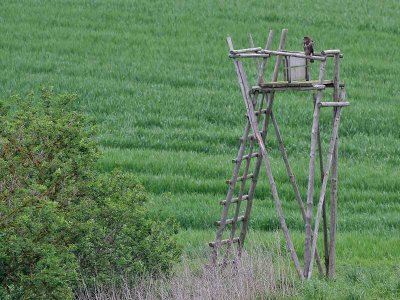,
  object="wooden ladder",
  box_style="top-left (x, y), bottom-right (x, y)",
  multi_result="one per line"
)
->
top-left (209, 29), bottom-right (287, 267)
top-left (209, 90), bottom-right (269, 265)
